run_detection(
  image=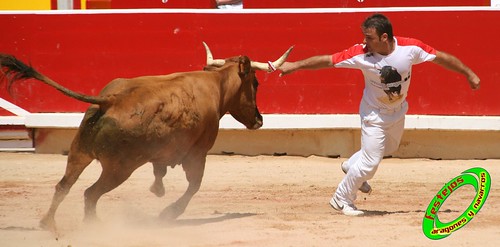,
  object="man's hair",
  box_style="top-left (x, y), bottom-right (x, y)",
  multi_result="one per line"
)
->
top-left (362, 13), bottom-right (394, 41)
